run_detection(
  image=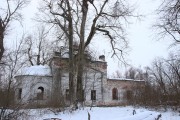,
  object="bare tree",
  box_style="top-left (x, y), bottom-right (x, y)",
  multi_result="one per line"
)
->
top-left (39, 0), bottom-right (135, 105)
top-left (0, 36), bottom-right (27, 120)
top-left (112, 70), bottom-right (123, 78)
top-left (0, 0), bottom-right (29, 61)
top-left (23, 26), bottom-right (53, 66)
top-left (163, 53), bottom-right (180, 104)
top-left (156, 0), bottom-right (180, 46)
top-left (128, 53), bottom-right (180, 106)
top-left (125, 67), bottom-right (137, 79)
top-left (150, 58), bottom-right (167, 97)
